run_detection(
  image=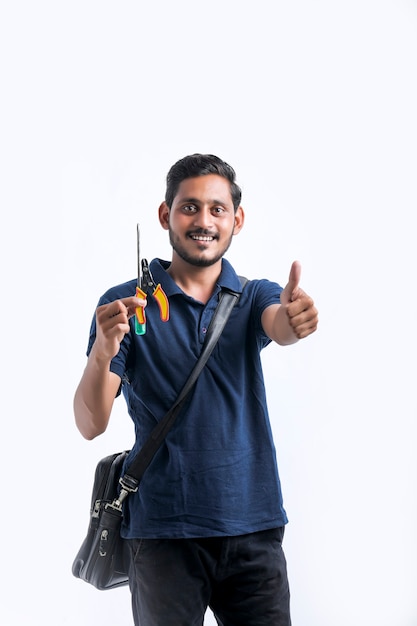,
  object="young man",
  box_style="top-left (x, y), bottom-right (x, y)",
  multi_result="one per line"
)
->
top-left (74, 154), bottom-right (318, 625)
